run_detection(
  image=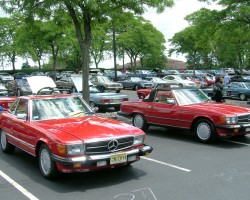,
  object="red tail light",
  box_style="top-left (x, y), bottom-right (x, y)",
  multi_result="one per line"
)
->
top-left (123, 98), bottom-right (129, 101)
top-left (100, 99), bottom-right (110, 103)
